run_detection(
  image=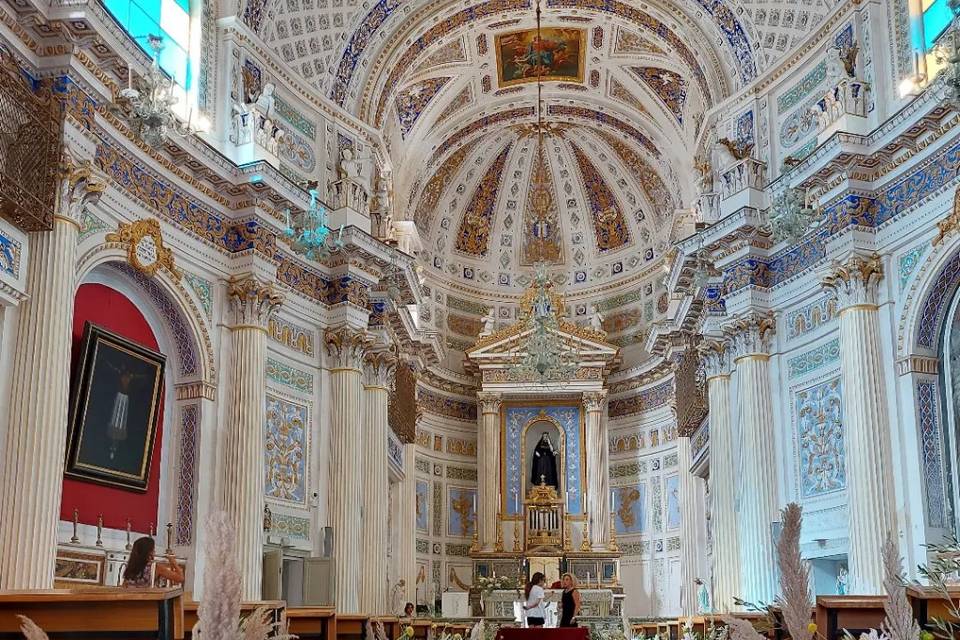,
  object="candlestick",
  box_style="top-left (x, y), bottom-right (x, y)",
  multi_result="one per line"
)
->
top-left (608, 512), bottom-right (619, 552)
top-left (95, 514), bottom-right (103, 547)
top-left (165, 522), bottom-right (173, 555)
top-left (580, 520), bottom-right (591, 552)
top-left (513, 521), bottom-right (523, 553)
top-left (149, 522), bottom-right (155, 538)
top-left (70, 508), bottom-right (80, 544)
top-left (126, 519), bottom-right (132, 550)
